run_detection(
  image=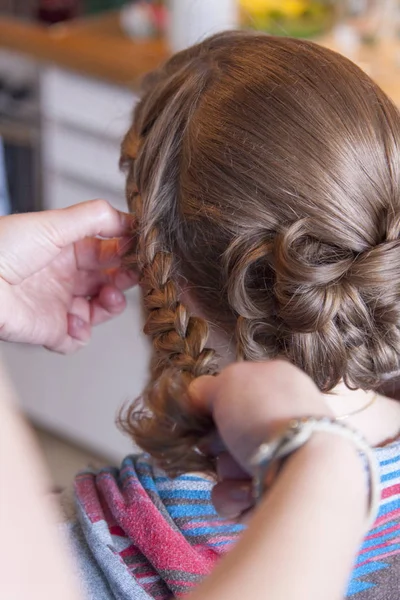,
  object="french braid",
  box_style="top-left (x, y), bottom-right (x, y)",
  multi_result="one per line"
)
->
top-left (121, 57), bottom-right (219, 474)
